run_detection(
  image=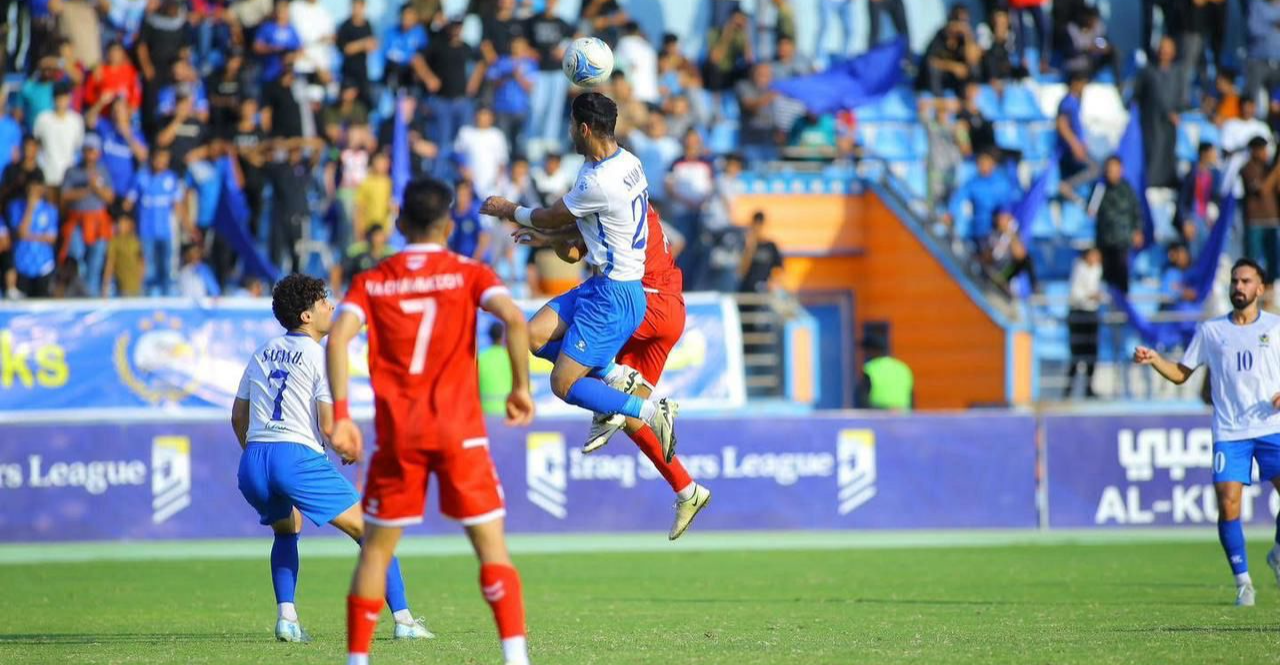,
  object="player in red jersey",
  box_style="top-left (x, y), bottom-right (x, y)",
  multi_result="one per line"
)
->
top-left (325, 178), bottom-right (535, 665)
top-left (516, 204), bottom-right (711, 539)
